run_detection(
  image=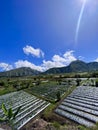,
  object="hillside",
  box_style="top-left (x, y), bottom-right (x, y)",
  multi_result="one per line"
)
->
top-left (44, 60), bottom-right (98, 74)
top-left (1, 60), bottom-right (98, 77)
top-left (0, 67), bottom-right (40, 77)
